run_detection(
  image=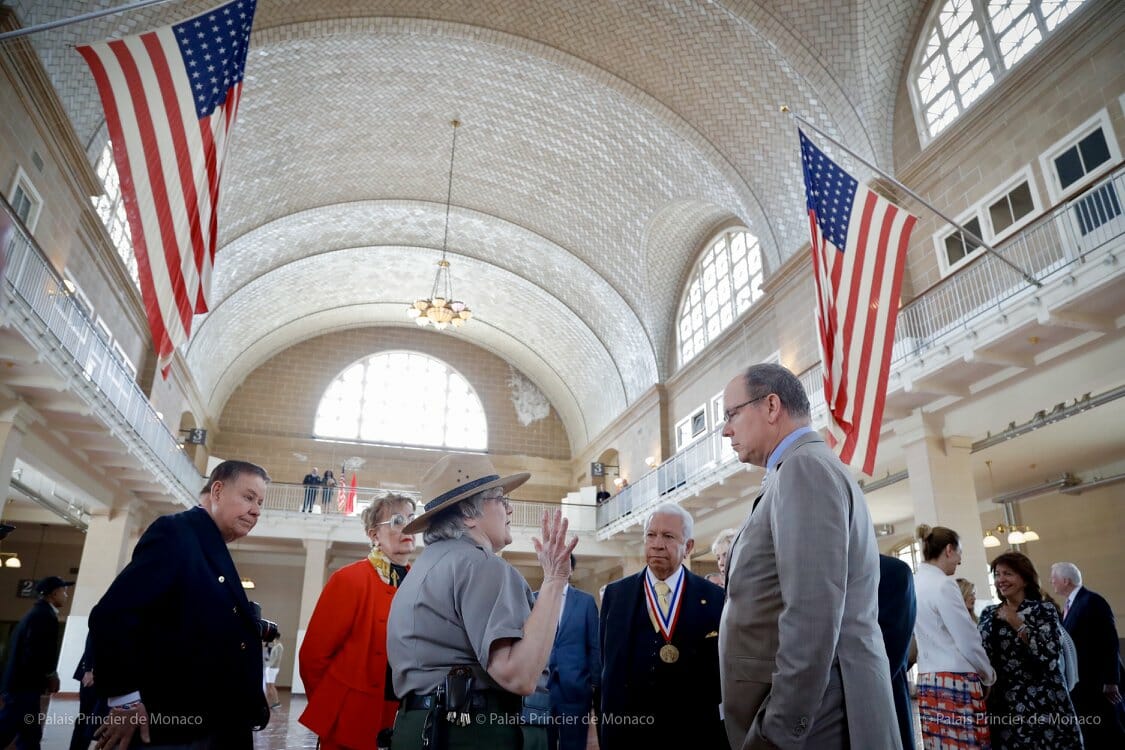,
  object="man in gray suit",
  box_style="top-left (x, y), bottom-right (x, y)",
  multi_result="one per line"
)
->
top-left (718, 363), bottom-right (901, 750)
